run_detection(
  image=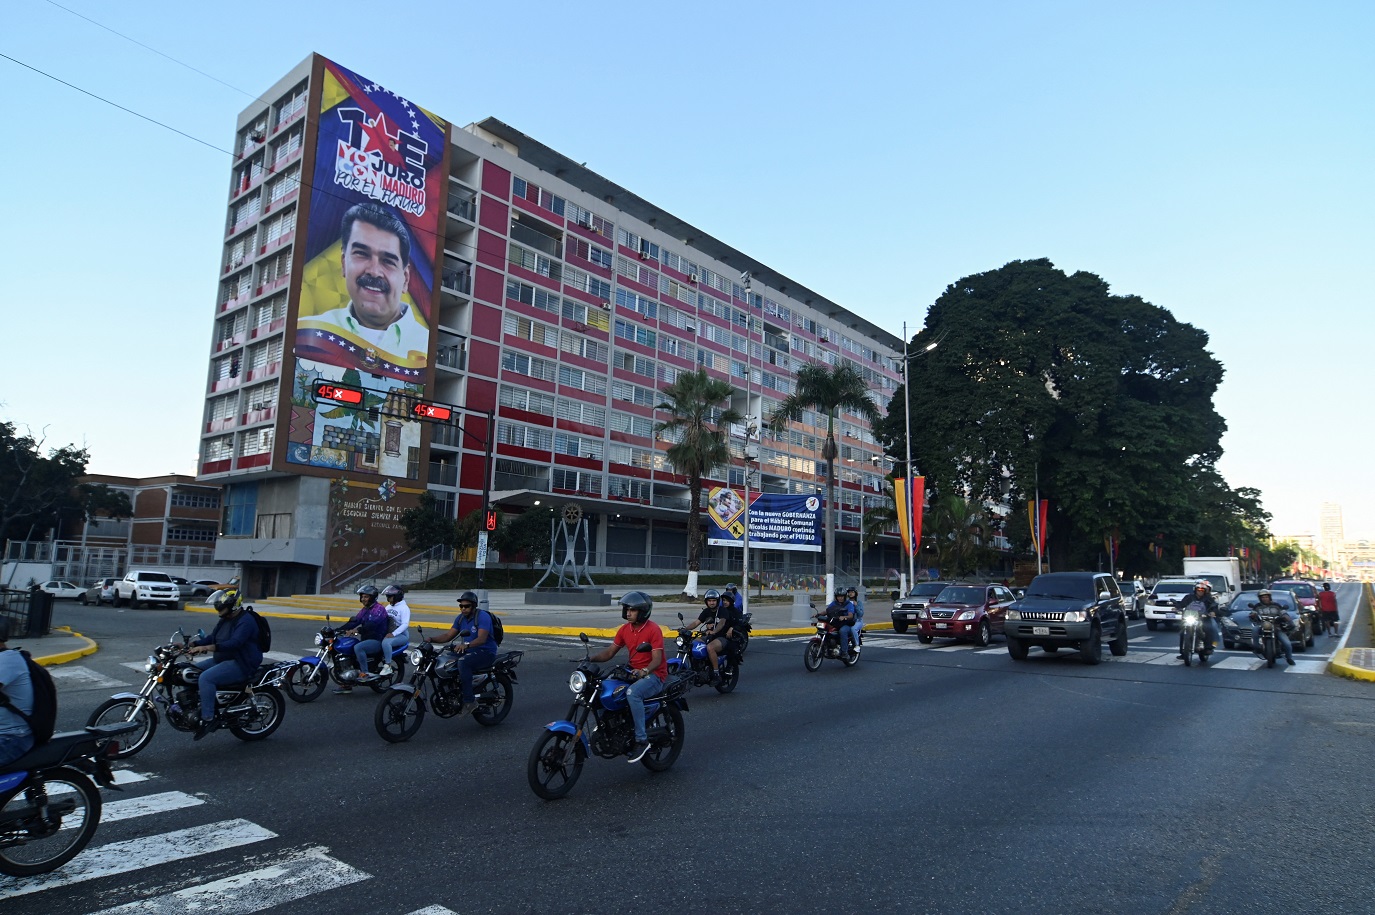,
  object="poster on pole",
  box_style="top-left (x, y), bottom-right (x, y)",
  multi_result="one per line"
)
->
top-left (705, 488), bottom-right (822, 552)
